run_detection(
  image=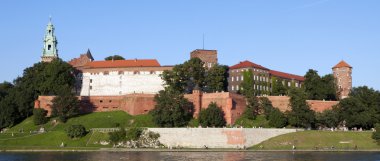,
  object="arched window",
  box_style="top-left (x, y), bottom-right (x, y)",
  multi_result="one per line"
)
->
top-left (48, 45), bottom-right (51, 50)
